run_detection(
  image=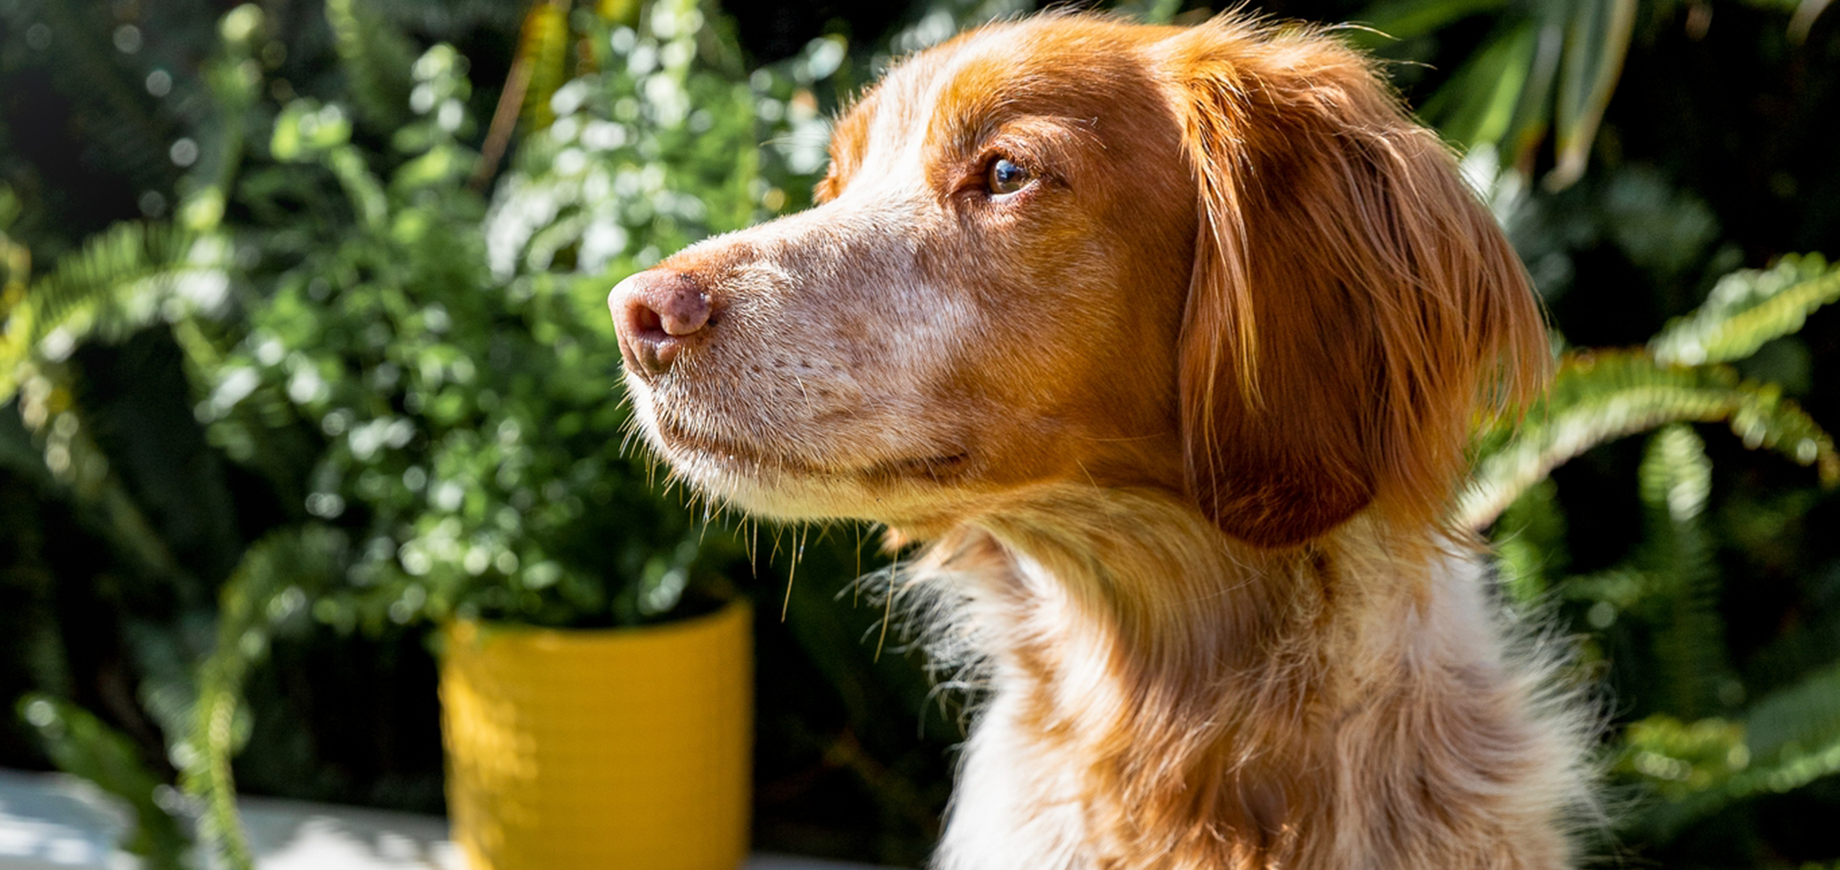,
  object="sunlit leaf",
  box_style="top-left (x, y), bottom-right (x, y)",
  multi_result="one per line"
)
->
top-left (1633, 663), bottom-right (1840, 837)
top-left (324, 0), bottom-right (416, 129)
top-left (1419, 21), bottom-right (1538, 149)
top-left (18, 695), bottom-right (192, 870)
top-left (1617, 714), bottom-right (1749, 802)
top-left (517, 2), bottom-right (572, 132)
top-left (0, 223), bottom-right (236, 402)
top-left (1352, 0), bottom-right (1512, 42)
top-left (1549, 0), bottom-right (1637, 188)
top-left (1639, 424), bottom-right (1730, 719)
top-left (1463, 350), bottom-right (1838, 528)
top-left (1651, 253), bottom-right (1840, 367)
